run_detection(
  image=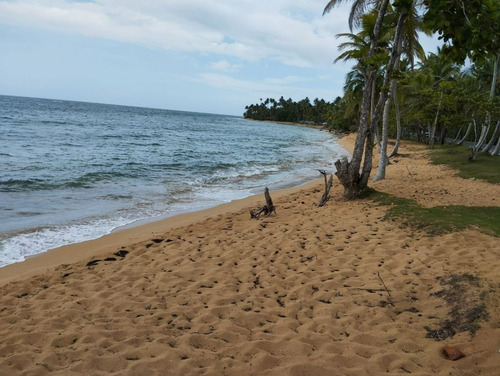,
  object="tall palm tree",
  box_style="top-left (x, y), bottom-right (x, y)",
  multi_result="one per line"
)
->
top-left (360, 0), bottom-right (411, 186)
top-left (324, 0), bottom-right (391, 199)
top-left (373, 0), bottom-right (429, 181)
top-left (335, 11), bottom-right (389, 144)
